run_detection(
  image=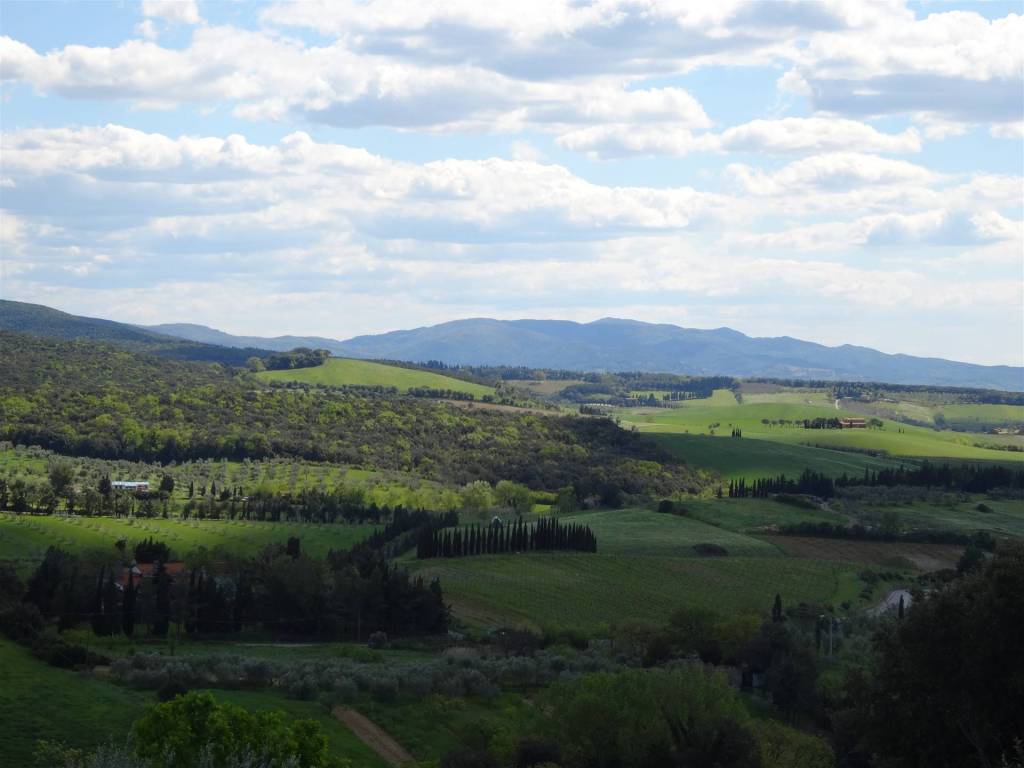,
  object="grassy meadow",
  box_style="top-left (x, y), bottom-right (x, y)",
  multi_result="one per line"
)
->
top-left (0, 638), bottom-right (386, 767)
top-left (0, 513), bottom-right (376, 566)
top-left (257, 357), bottom-right (494, 397)
top-left (614, 390), bottom-right (1024, 466)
